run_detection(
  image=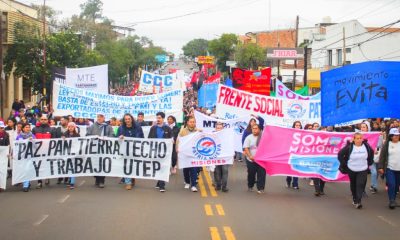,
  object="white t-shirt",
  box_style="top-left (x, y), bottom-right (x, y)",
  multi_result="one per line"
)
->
top-left (388, 141), bottom-right (400, 171)
top-left (348, 144), bottom-right (368, 172)
top-left (243, 134), bottom-right (259, 161)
